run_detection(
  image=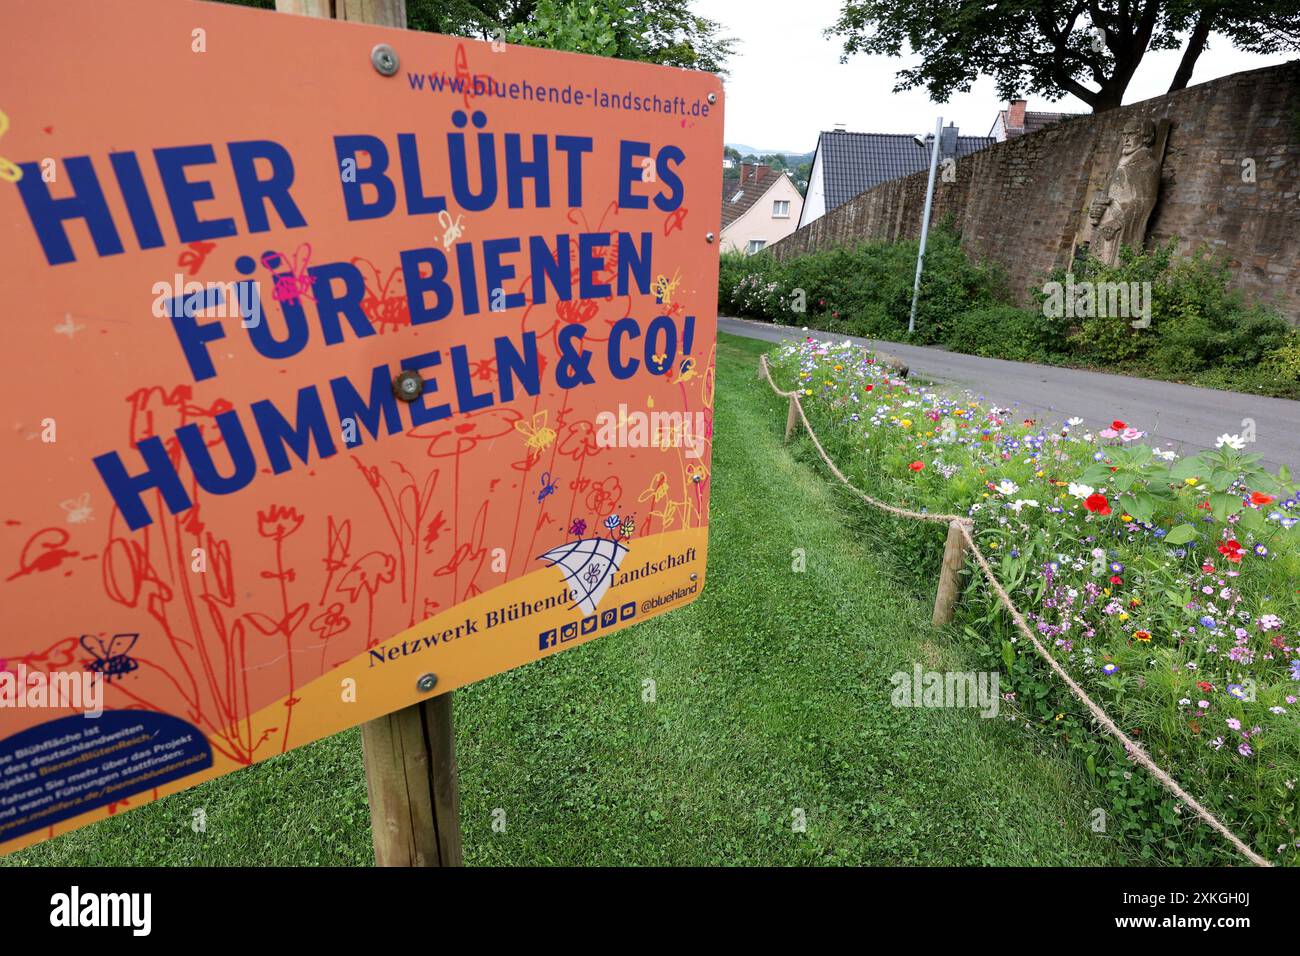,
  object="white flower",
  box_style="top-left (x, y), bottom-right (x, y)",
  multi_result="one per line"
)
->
top-left (1066, 417), bottom-right (1084, 427)
top-left (1153, 447), bottom-right (1177, 460)
top-left (1216, 433), bottom-right (1246, 450)
top-left (1068, 482), bottom-right (1094, 499)
top-left (1009, 499), bottom-right (1039, 513)
top-left (996, 479), bottom-right (1020, 495)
